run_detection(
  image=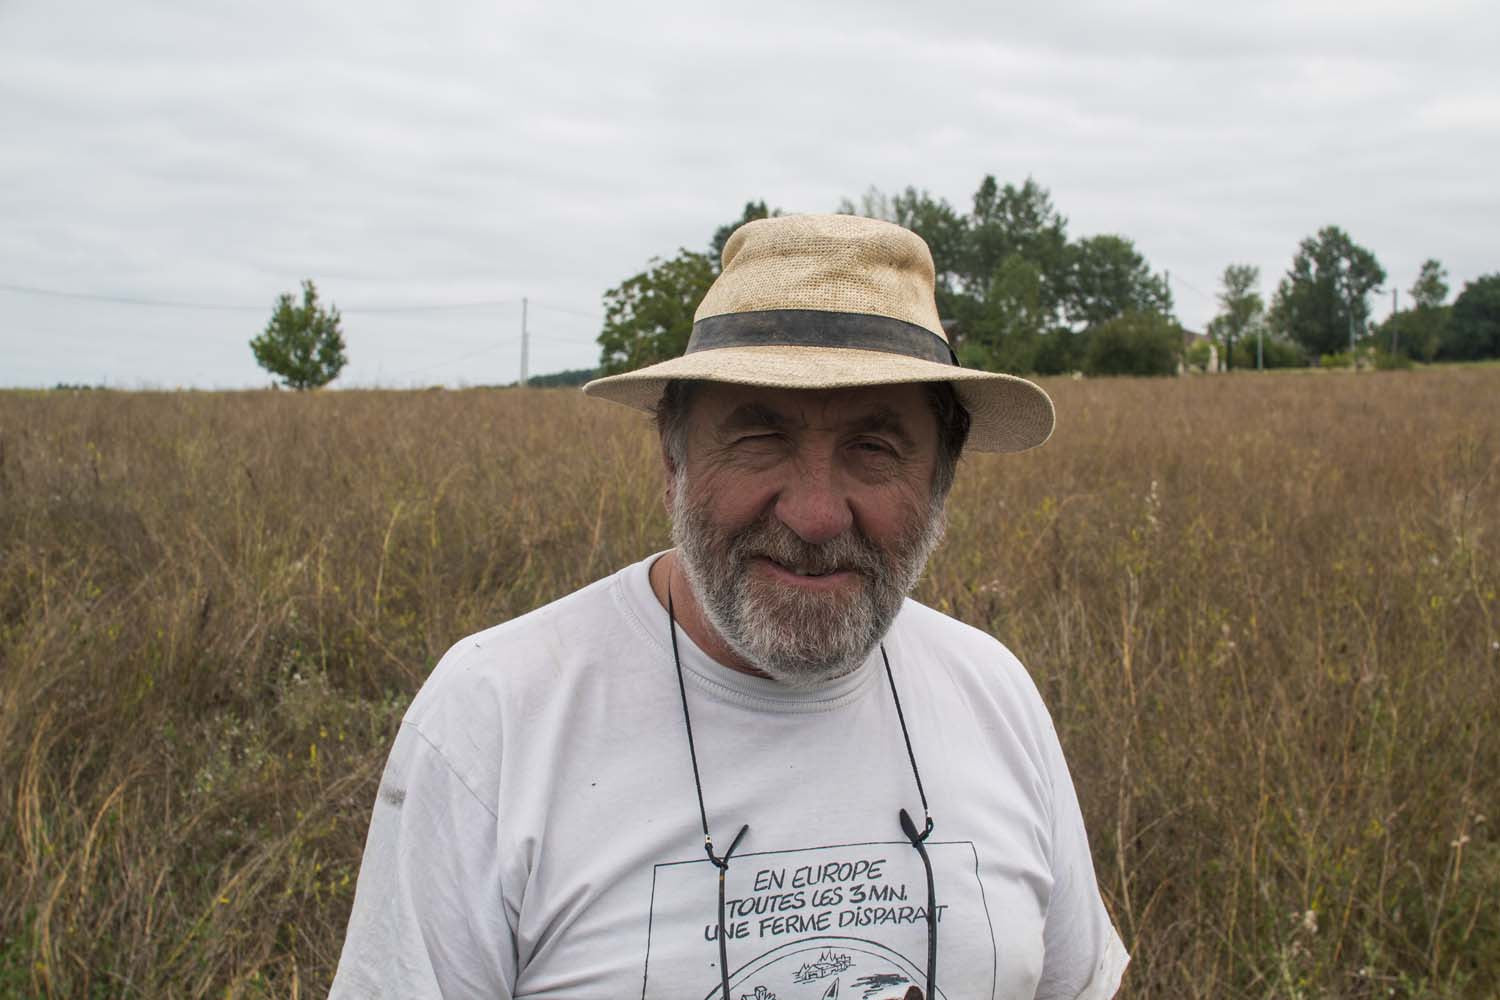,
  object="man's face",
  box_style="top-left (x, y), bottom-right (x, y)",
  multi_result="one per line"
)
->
top-left (668, 383), bottom-right (947, 687)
